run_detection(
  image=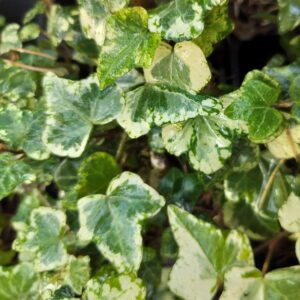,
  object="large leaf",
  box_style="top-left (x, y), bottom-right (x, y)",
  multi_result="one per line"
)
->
top-left (0, 153), bottom-right (35, 200)
top-left (168, 205), bottom-right (254, 300)
top-left (118, 84), bottom-right (222, 138)
top-left (225, 70), bottom-right (284, 143)
top-left (221, 266), bottom-right (300, 299)
top-left (0, 263), bottom-right (39, 300)
top-left (13, 207), bottom-right (68, 272)
top-left (162, 114), bottom-right (235, 174)
top-left (278, 0), bottom-right (300, 33)
top-left (76, 152), bottom-right (121, 197)
top-left (97, 7), bottom-right (161, 89)
top-left (193, 2), bottom-right (234, 56)
top-left (78, 172), bottom-right (165, 272)
top-left (144, 41), bottom-right (211, 91)
top-left (43, 73), bottom-right (123, 158)
top-left (148, 0), bottom-right (224, 42)
top-left (83, 273), bottom-right (146, 300)
top-left (0, 105), bottom-right (50, 160)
